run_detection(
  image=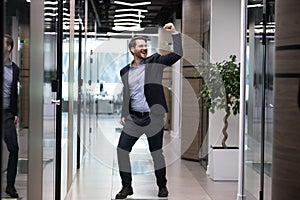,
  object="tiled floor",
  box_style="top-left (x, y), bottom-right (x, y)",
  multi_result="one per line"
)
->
top-left (65, 114), bottom-right (238, 200)
top-left (2, 113), bottom-right (272, 200)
